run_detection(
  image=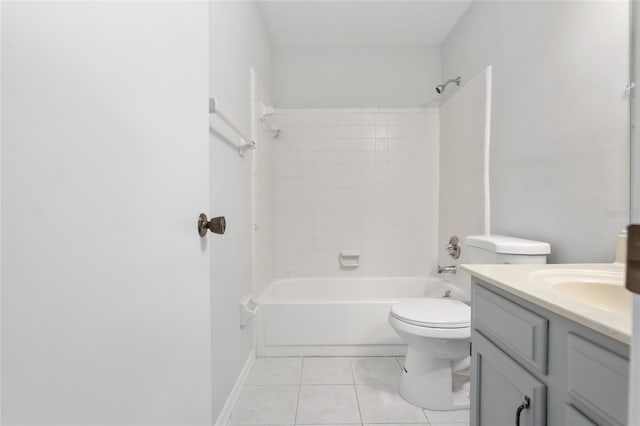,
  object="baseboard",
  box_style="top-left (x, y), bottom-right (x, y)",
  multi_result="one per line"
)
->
top-left (214, 349), bottom-right (256, 426)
